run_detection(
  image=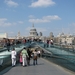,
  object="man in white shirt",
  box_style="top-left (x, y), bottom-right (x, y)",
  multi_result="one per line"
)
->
top-left (11, 48), bottom-right (17, 67)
